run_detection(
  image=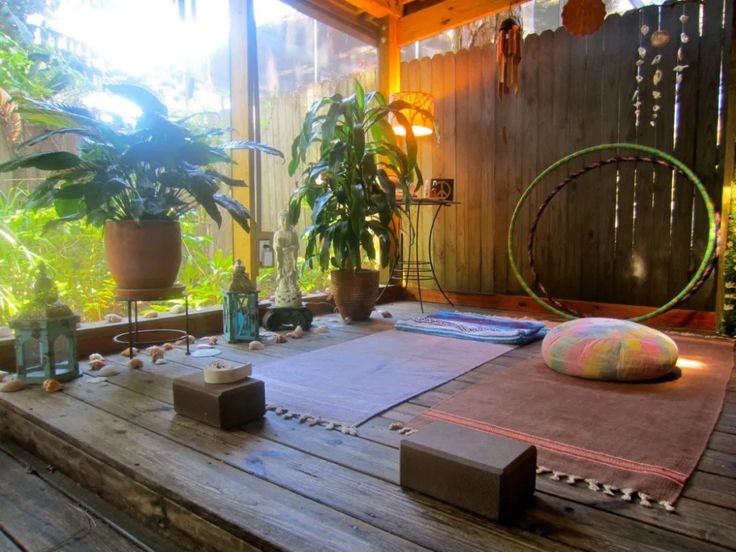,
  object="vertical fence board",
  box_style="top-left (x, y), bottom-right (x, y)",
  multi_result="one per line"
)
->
top-left (612, 9), bottom-right (644, 305)
top-left (533, 31), bottom-right (554, 300)
top-left (578, 31), bottom-right (605, 302)
top-left (668, 1), bottom-right (701, 304)
top-left (429, 53), bottom-right (447, 288)
top-left (597, 15), bottom-right (623, 301)
top-left (418, 55), bottom-right (434, 282)
top-left (465, 47), bottom-right (484, 292)
top-left (649, 4), bottom-right (681, 306)
top-left (480, 45), bottom-right (497, 293)
top-left (440, 53), bottom-right (458, 293)
top-left (454, 49), bottom-right (471, 290)
top-left (515, 34), bottom-right (540, 297)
